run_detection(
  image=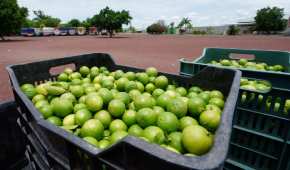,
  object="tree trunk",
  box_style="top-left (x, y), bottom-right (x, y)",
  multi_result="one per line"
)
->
top-left (0, 35), bottom-right (5, 41)
top-left (109, 30), bottom-right (113, 38)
